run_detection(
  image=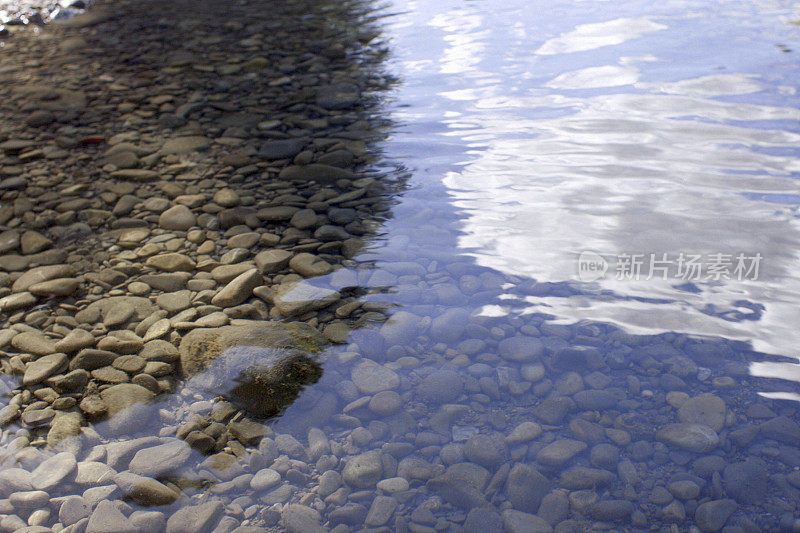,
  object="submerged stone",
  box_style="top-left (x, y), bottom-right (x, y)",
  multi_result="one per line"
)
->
top-left (179, 322), bottom-right (325, 418)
